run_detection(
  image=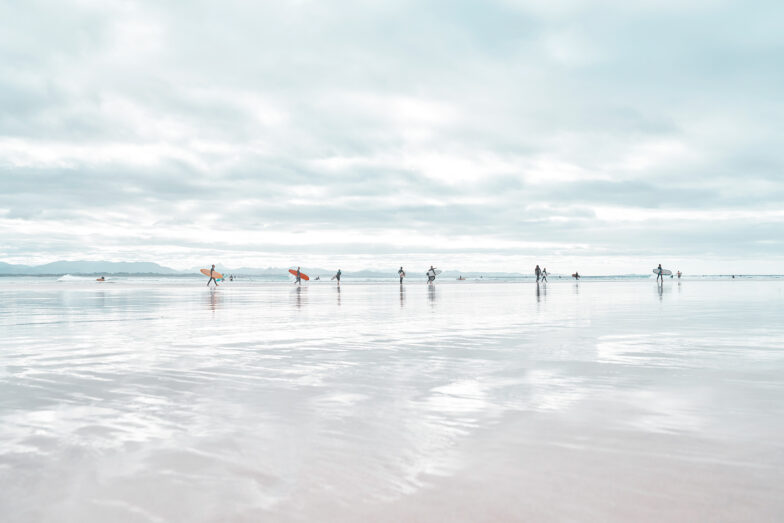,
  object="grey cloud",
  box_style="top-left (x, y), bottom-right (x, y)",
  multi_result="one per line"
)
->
top-left (1, 0), bottom-right (783, 271)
